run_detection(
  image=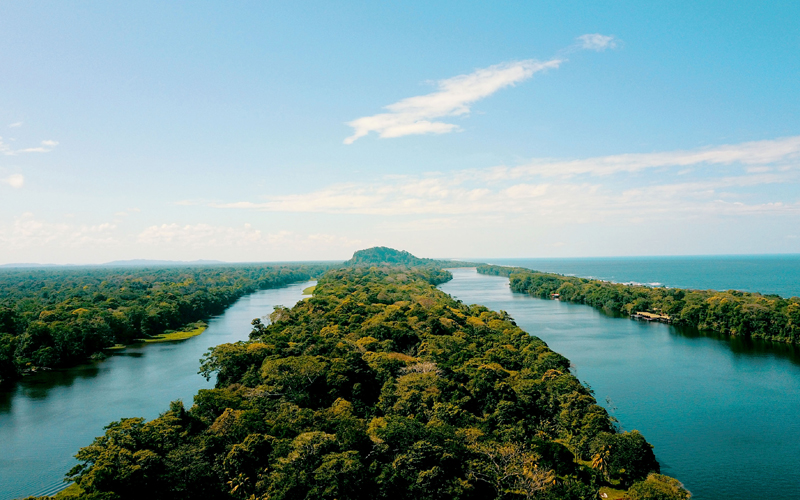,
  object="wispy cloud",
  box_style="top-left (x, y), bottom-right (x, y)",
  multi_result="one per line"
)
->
top-left (1, 174), bottom-right (24, 188)
top-left (8, 122), bottom-right (22, 128)
top-left (212, 135), bottom-right (800, 223)
top-left (1, 138), bottom-right (59, 155)
top-left (137, 223), bottom-right (362, 250)
top-left (575, 34), bottom-right (618, 51)
top-left (343, 34), bottom-right (618, 144)
top-left (492, 136), bottom-right (800, 179)
top-left (344, 59), bottom-right (562, 144)
top-left (0, 213), bottom-right (118, 248)
top-left (0, 214), bottom-right (361, 262)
